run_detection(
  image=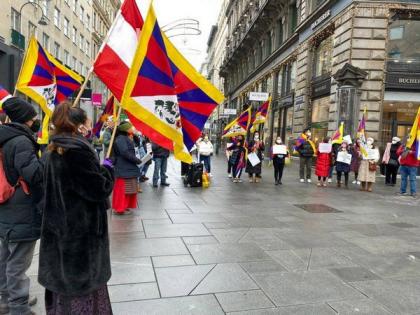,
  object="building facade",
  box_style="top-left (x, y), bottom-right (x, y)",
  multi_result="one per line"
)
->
top-left (218, 0), bottom-right (420, 151)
